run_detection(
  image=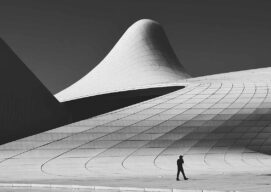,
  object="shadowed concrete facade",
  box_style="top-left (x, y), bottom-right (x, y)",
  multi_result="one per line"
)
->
top-left (0, 39), bottom-right (70, 144)
top-left (62, 86), bottom-right (184, 123)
